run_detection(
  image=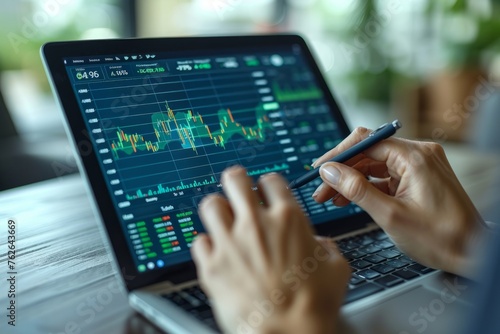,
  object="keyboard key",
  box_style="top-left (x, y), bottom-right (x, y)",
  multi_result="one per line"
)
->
top-left (185, 286), bottom-right (208, 301)
top-left (163, 292), bottom-right (194, 310)
top-left (377, 250), bottom-right (400, 259)
top-left (343, 250), bottom-right (366, 260)
top-left (373, 240), bottom-right (394, 249)
top-left (345, 283), bottom-right (383, 304)
top-left (372, 264), bottom-right (394, 274)
top-left (396, 256), bottom-right (413, 265)
top-left (355, 235), bottom-right (375, 246)
top-left (338, 239), bottom-right (361, 251)
top-left (191, 307), bottom-right (214, 321)
top-left (164, 286), bottom-right (216, 329)
top-left (387, 247), bottom-right (402, 254)
top-left (375, 275), bottom-right (404, 287)
top-left (371, 230), bottom-right (389, 240)
top-left (357, 269), bottom-right (381, 280)
top-left (189, 303), bottom-right (211, 316)
top-left (359, 244), bottom-right (382, 254)
top-left (398, 255), bottom-right (415, 264)
top-left (364, 254), bottom-right (386, 264)
top-left (386, 259), bottom-right (409, 269)
top-left (408, 263), bottom-right (435, 274)
top-left (203, 318), bottom-right (220, 331)
top-left (393, 269), bottom-right (419, 280)
top-left (349, 274), bottom-right (366, 286)
top-left (350, 260), bottom-right (372, 270)
top-left (179, 291), bottom-right (203, 307)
